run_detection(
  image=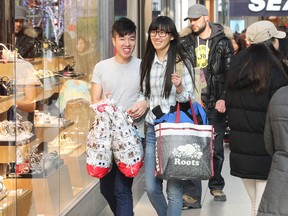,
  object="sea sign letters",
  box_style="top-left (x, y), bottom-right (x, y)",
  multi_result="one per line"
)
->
top-left (230, 0), bottom-right (288, 16)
